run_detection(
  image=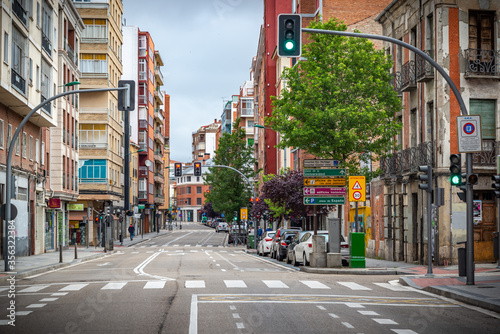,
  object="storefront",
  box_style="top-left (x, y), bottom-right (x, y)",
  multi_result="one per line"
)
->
top-left (67, 203), bottom-right (89, 246)
top-left (45, 210), bottom-right (55, 251)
